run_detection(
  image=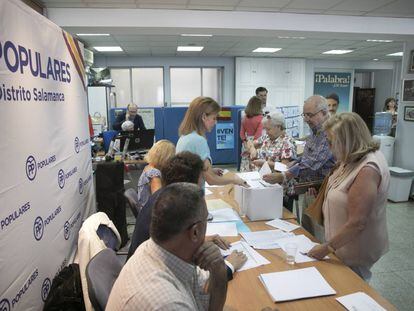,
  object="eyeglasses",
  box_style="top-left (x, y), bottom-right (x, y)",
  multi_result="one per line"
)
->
top-left (301, 109), bottom-right (322, 119)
